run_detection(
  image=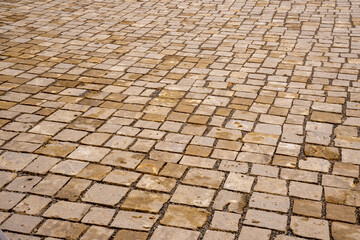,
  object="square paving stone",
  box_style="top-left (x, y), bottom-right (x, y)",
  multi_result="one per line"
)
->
top-left (68, 145), bottom-right (110, 162)
top-left (46, 110), bottom-right (81, 122)
top-left (224, 172), bottom-right (255, 193)
top-left (213, 190), bottom-right (247, 213)
top-left (82, 183), bottom-right (128, 206)
top-left (121, 190), bottom-right (169, 213)
top-left (14, 195), bottom-right (51, 215)
top-left (80, 226), bottom-right (114, 240)
top-left (43, 201), bottom-right (91, 221)
top-left (0, 151), bottom-right (37, 171)
top-left (56, 178), bottom-right (91, 201)
top-left (35, 141), bottom-right (78, 157)
top-left (150, 226), bottom-right (200, 240)
top-left (290, 216), bottom-right (330, 240)
top-left (36, 219), bottom-right (88, 239)
top-left (136, 159), bottom-right (165, 174)
top-left (23, 156), bottom-right (60, 174)
top-left (171, 185), bottom-right (215, 207)
top-left (210, 211), bottom-right (241, 232)
top-left (53, 129), bottom-right (88, 142)
top-left (81, 226), bottom-right (114, 240)
top-left (136, 174), bottom-right (176, 192)
top-left (82, 207), bottom-right (115, 226)
top-left (1, 214), bottom-right (42, 233)
top-left (76, 164), bottom-right (112, 180)
top-left (5, 176), bottom-right (41, 192)
top-left (114, 230), bottom-right (148, 240)
top-left (203, 230), bottom-right (235, 240)
top-left (249, 192), bottom-right (290, 213)
top-left (111, 210), bottom-right (158, 230)
top-left (0, 171), bottom-right (16, 188)
top-left (29, 121), bottom-right (66, 135)
top-left (293, 199), bottom-right (322, 218)
top-left (103, 169), bottom-right (141, 186)
top-left (244, 209), bottom-right (287, 231)
top-left (331, 222), bottom-right (360, 240)
top-left (161, 204), bottom-right (209, 230)
top-left (239, 226), bottom-right (272, 240)
top-left (101, 150), bottom-right (145, 169)
top-left (0, 191), bottom-right (25, 210)
top-left (50, 160), bottom-right (88, 176)
top-left (182, 168), bottom-right (225, 188)
top-left (30, 174), bottom-right (69, 196)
